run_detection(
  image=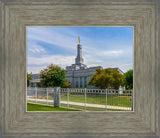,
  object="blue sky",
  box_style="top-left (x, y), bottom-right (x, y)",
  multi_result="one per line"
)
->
top-left (27, 27), bottom-right (133, 73)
